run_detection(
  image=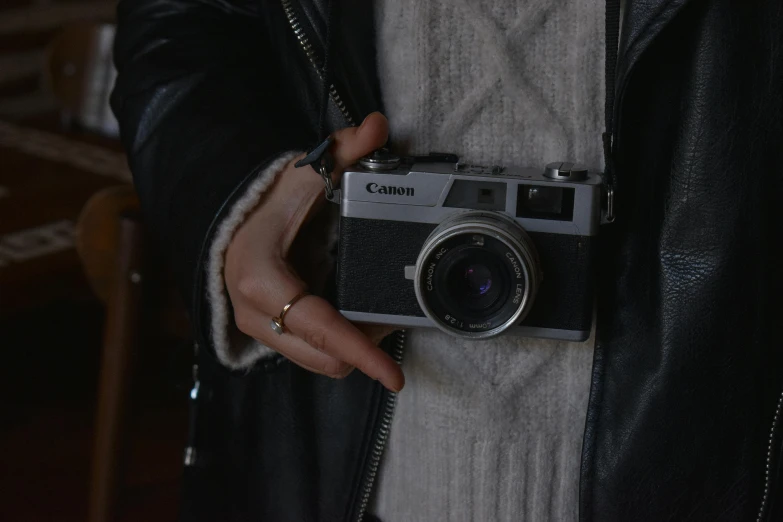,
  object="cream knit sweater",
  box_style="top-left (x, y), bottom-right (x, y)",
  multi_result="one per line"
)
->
top-left (371, 1), bottom-right (604, 520)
